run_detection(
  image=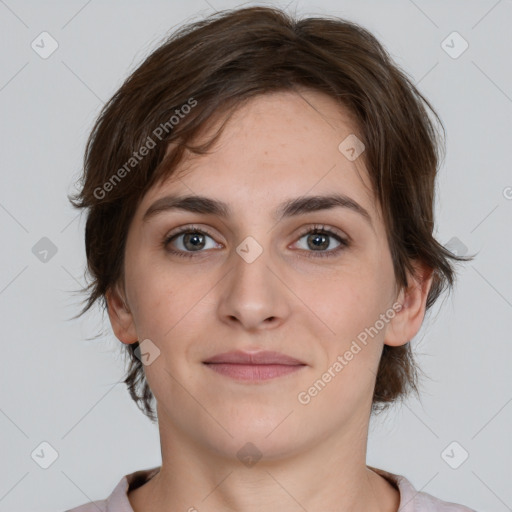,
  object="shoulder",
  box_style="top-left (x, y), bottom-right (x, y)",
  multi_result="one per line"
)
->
top-left (65, 466), bottom-right (161, 512)
top-left (65, 499), bottom-right (108, 512)
top-left (369, 466), bottom-right (477, 512)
